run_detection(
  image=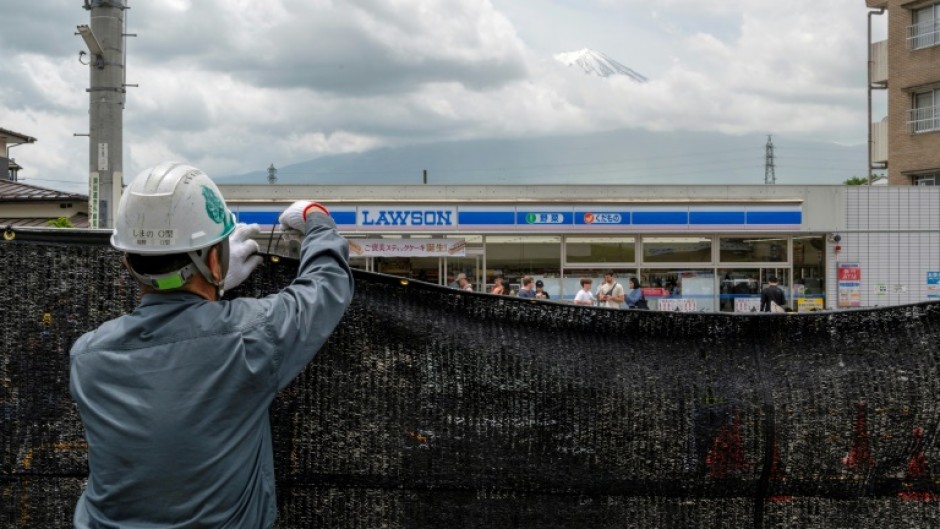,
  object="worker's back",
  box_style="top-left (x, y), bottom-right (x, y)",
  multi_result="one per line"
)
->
top-left (71, 294), bottom-right (284, 527)
top-left (70, 208), bottom-right (353, 529)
